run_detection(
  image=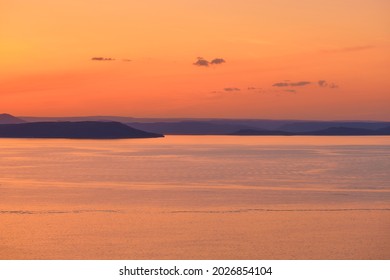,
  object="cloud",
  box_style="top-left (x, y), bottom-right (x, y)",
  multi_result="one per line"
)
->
top-left (210, 58), bottom-right (226, 65)
top-left (273, 81), bottom-right (311, 87)
top-left (322, 45), bottom-right (375, 54)
top-left (193, 57), bottom-right (226, 67)
top-left (193, 57), bottom-right (209, 67)
top-left (91, 57), bottom-right (133, 63)
top-left (272, 82), bottom-right (289, 87)
top-left (284, 89), bottom-right (296, 93)
top-left (91, 57), bottom-right (115, 61)
top-left (318, 80), bottom-right (328, 87)
top-left (224, 87), bottom-right (240, 91)
top-left (318, 80), bottom-right (339, 89)
top-left (290, 81), bottom-right (311, 86)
